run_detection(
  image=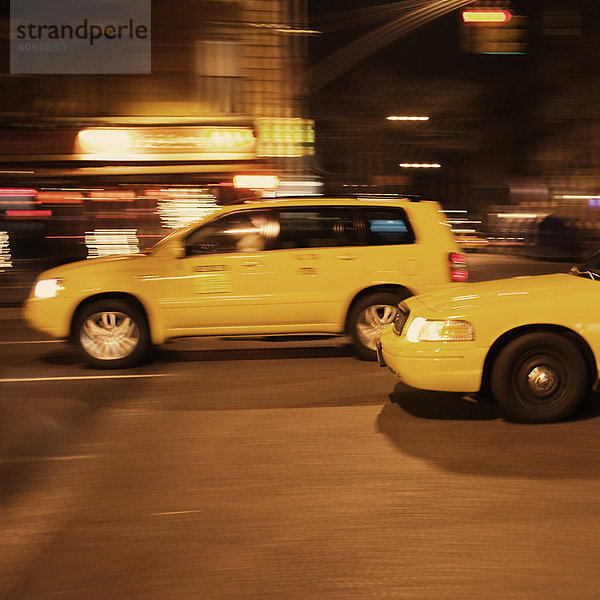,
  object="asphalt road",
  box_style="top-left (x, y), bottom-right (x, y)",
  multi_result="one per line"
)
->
top-left (2, 253), bottom-right (599, 600)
